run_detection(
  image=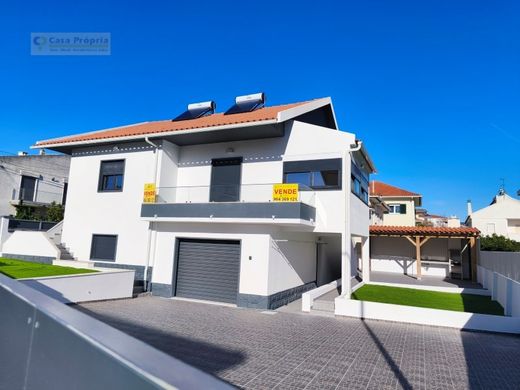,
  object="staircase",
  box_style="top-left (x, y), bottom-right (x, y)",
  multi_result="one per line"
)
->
top-left (56, 243), bottom-right (76, 261)
top-left (46, 221), bottom-right (77, 261)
